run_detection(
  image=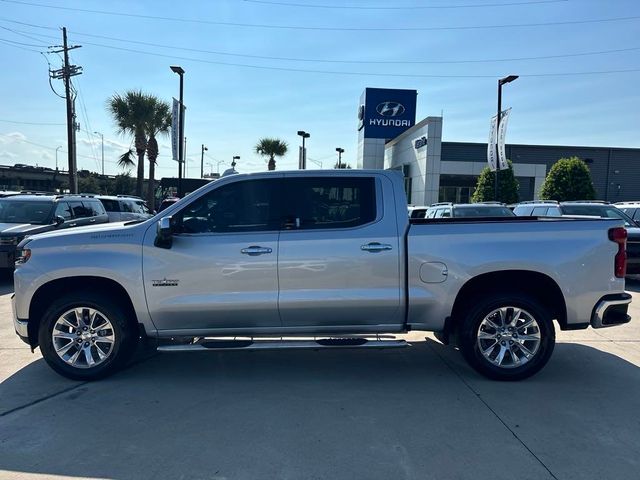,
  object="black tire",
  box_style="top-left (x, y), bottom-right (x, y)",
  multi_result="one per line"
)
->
top-left (38, 291), bottom-right (138, 381)
top-left (458, 293), bottom-right (555, 381)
